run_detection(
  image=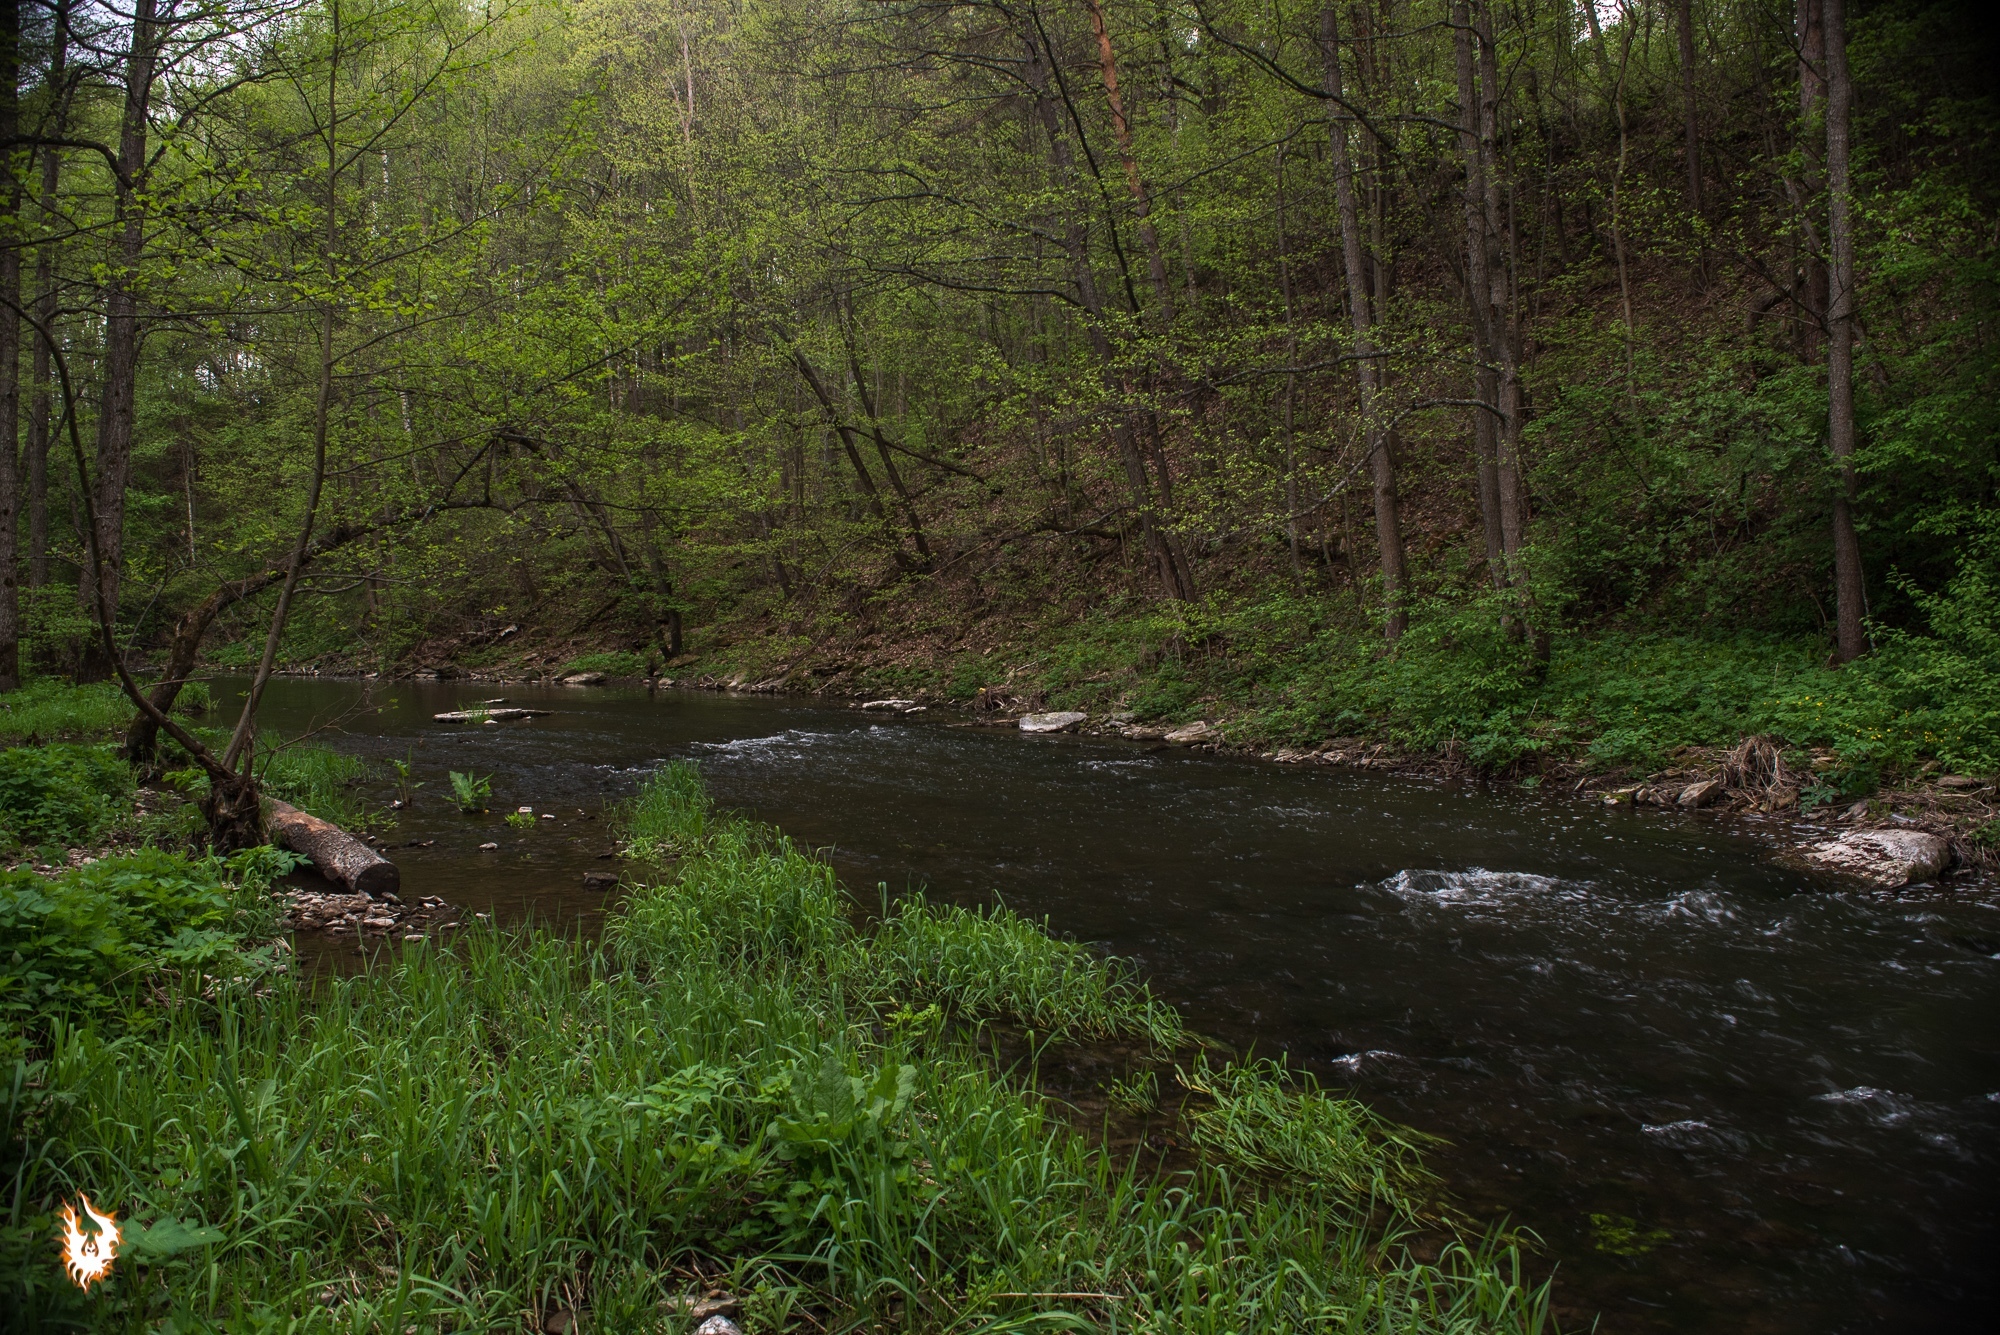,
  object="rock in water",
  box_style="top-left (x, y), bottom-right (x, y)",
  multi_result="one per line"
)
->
top-left (860, 698), bottom-right (917, 711)
top-left (583, 871), bottom-right (618, 890)
top-left (434, 707), bottom-right (551, 722)
top-left (1018, 711), bottom-right (1088, 733)
top-left (1799, 829), bottom-right (1949, 888)
top-left (562, 671), bottom-right (606, 686)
